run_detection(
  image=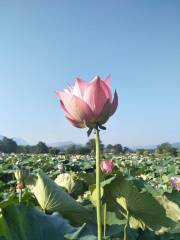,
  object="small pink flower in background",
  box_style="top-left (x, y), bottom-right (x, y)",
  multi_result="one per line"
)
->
top-left (100, 160), bottom-right (115, 174)
top-left (56, 75), bottom-right (118, 134)
top-left (170, 176), bottom-right (180, 191)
